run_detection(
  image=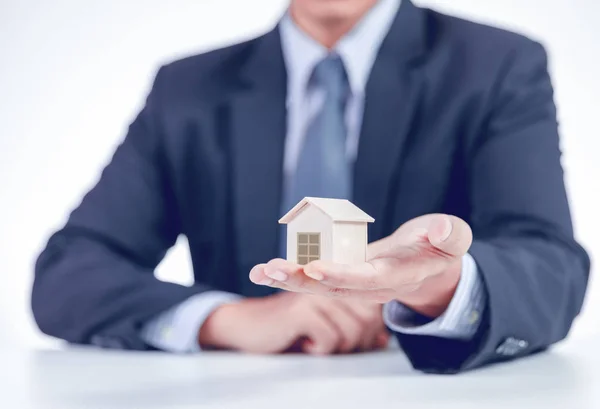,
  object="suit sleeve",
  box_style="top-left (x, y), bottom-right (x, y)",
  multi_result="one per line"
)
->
top-left (31, 67), bottom-right (212, 350)
top-left (384, 254), bottom-right (486, 340)
top-left (394, 40), bottom-right (591, 373)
